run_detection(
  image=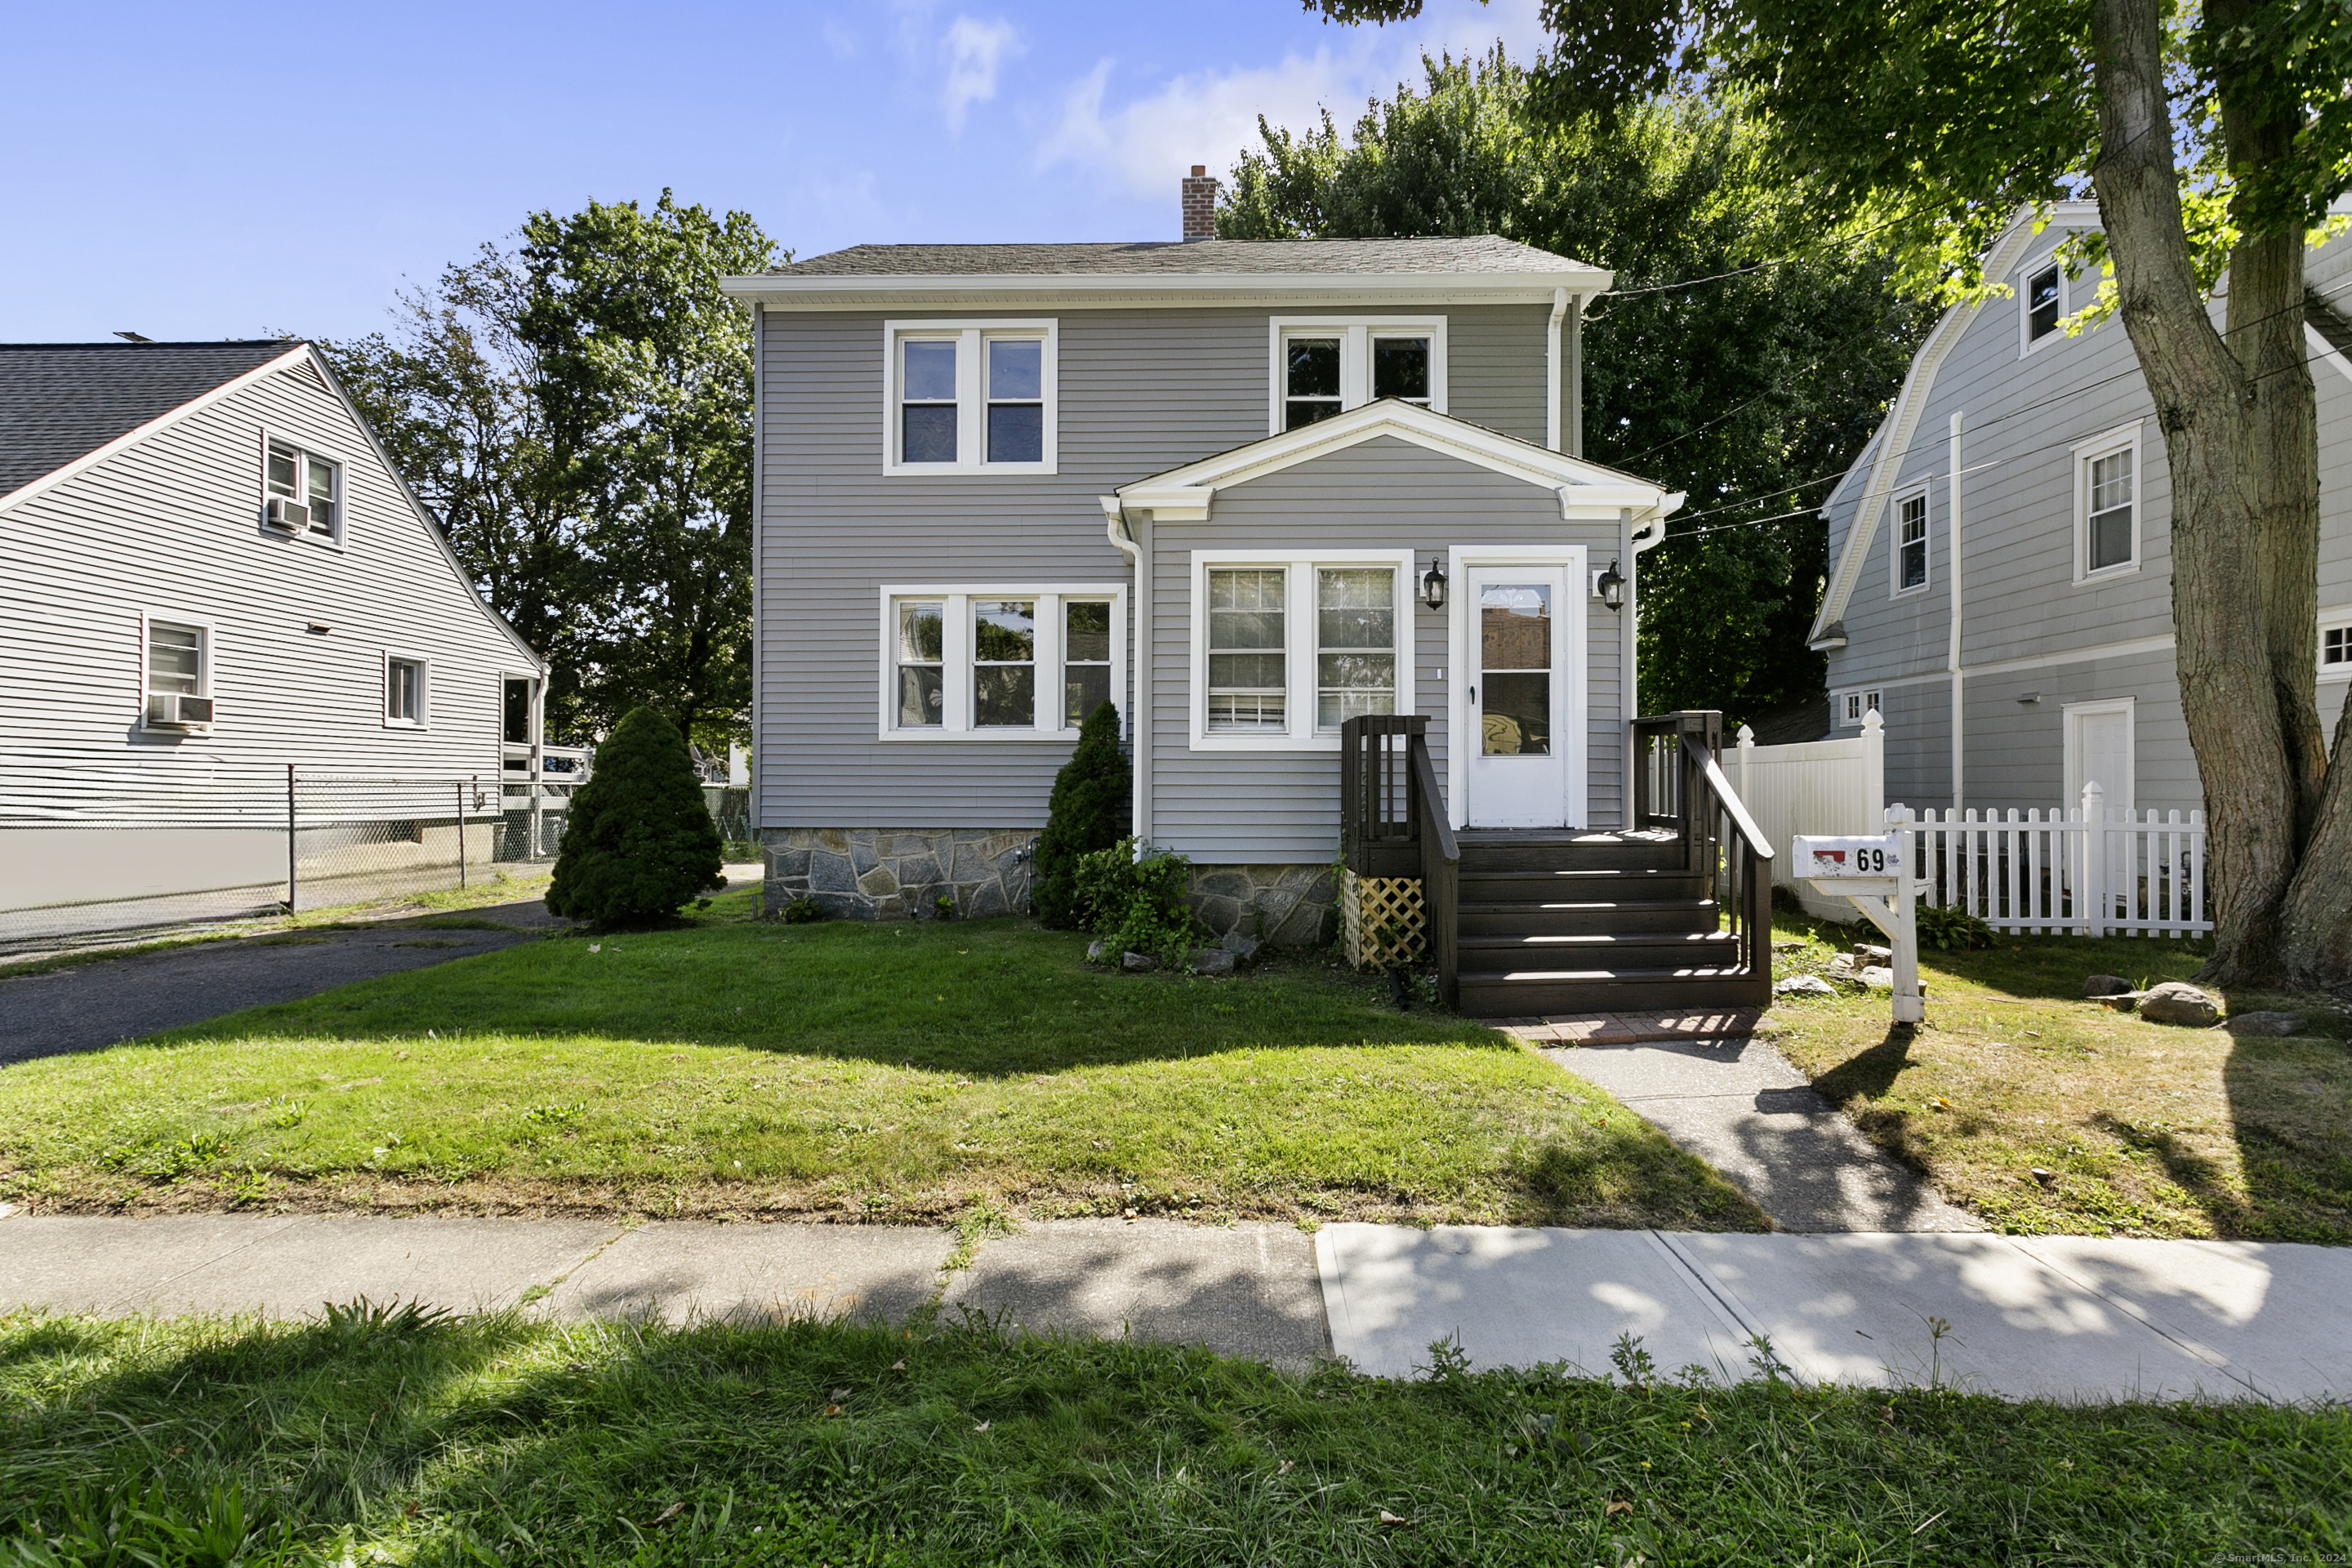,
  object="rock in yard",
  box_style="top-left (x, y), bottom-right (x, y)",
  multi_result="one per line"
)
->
top-left (2083, 974), bottom-right (2134, 998)
top-left (1218, 930), bottom-right (1263, 963)
top-left (2139, 981), bottom-right (2221, 1027)
top-left (1085, 940), bottom-right (1108, 962)
top-left (1853, 943), bottom-right (1894, 963)
top-left (1773, 974), bottom-right (1838, 998)
top-left (1824, 953), bottom-right (1858, 982)
top-left (1187, 947), bottom-right (1238, 976)
top-left (1858, 965), bottom-right (1896, 990)
top-left (1120, 951), bottom-right (1159, 973)
top-left (2221, 1009), bottom-right (2305, 1037)
top-left (1771, 938), bottom-right (1807, 951)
